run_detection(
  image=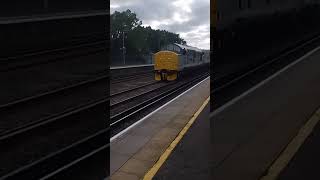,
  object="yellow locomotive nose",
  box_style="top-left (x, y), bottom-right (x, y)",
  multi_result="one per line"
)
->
top-left (154, 51), bottom-right (179, 81)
